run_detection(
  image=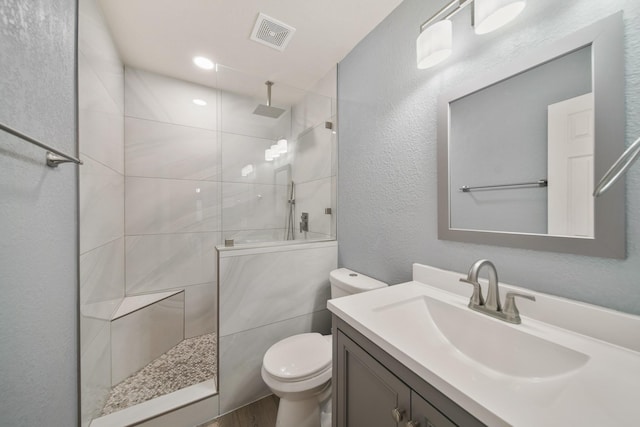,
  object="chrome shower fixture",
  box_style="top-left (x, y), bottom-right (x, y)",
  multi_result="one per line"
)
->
top-left (253, 81), bottom-right (286, 119)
